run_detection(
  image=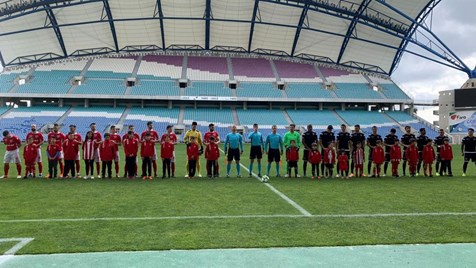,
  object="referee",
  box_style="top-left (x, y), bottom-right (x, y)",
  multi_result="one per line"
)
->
top-left (462, 128), bottom-right (476, 176)
top-left (224, 125), bottom-right (244, 178)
